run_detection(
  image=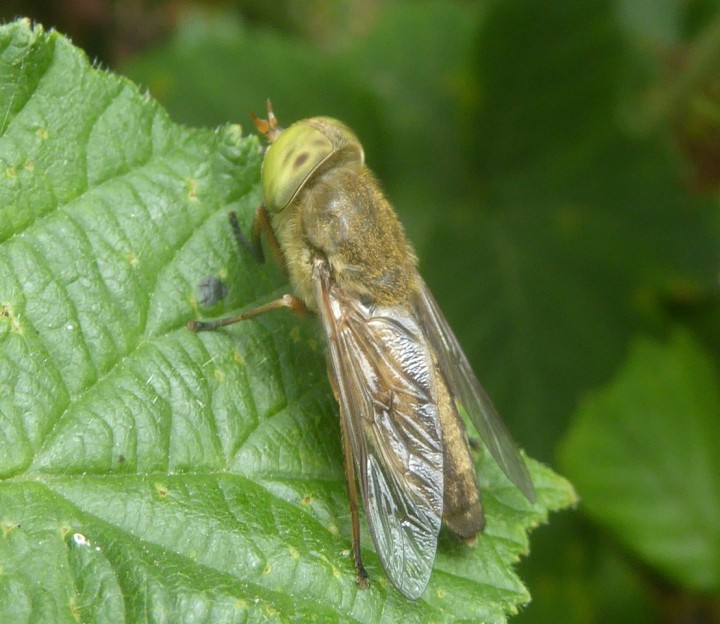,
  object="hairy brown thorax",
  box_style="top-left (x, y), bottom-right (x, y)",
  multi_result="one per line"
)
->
top-left (270, 162), bottom-right (418, 309)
